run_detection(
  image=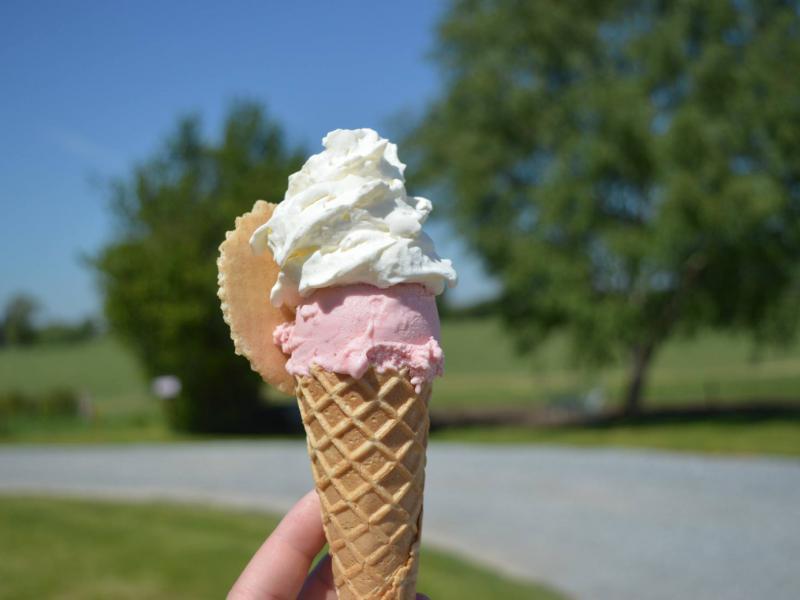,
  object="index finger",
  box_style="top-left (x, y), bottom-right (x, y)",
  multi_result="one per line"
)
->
top-left (228, 489), bottom-right (326, 600)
